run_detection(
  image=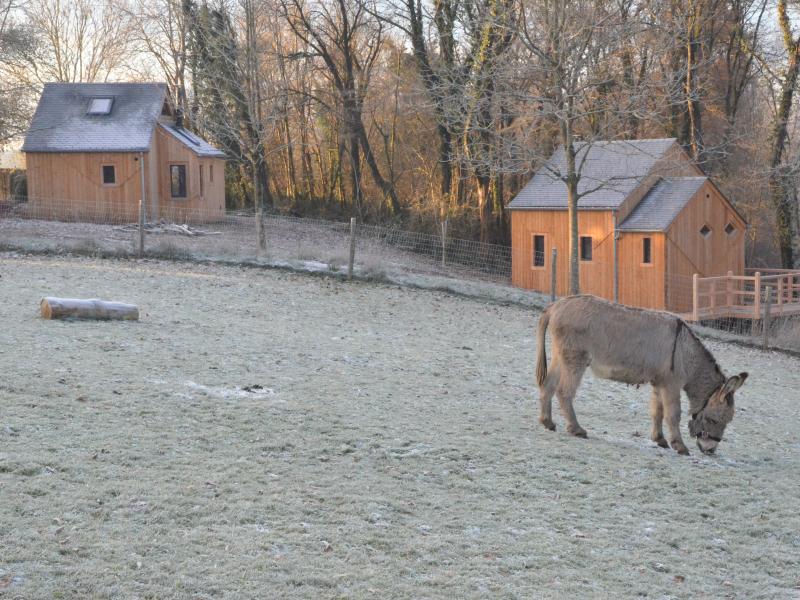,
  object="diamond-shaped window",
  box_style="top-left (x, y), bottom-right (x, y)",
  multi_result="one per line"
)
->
top-left (700, 224), bottom-right (712, 238)
top-left (725, 222), bottom-right (736, 235)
